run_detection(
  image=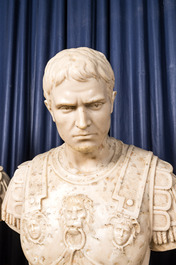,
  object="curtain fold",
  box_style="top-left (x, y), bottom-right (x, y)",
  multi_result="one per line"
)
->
top-left (0, 0), bottom-right (176, 264)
